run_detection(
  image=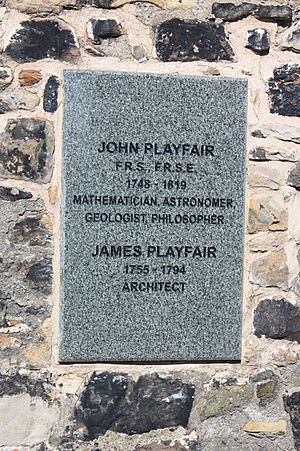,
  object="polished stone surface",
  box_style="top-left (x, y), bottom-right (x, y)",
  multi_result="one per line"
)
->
top-left (60, 70), bottom-right (247, 362)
